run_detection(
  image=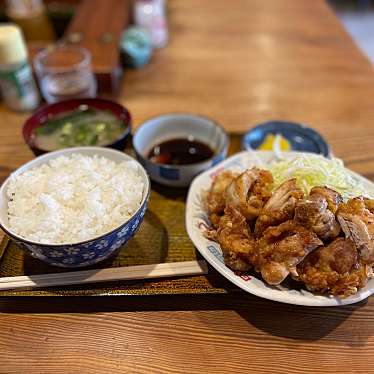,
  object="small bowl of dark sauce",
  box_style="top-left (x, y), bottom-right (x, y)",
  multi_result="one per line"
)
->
top-left (133, 113), bottom-right (229, 187)
top-left (148, 137), bottom-right (214, 165)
